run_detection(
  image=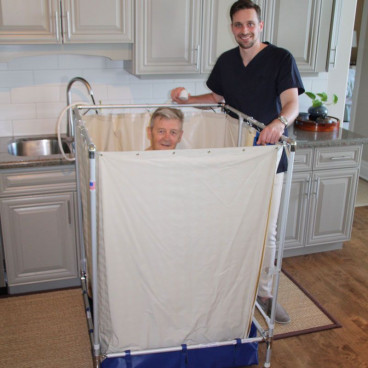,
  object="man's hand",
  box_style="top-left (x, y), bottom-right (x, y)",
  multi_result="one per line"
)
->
top-left (171, 87), bottom-right (189, 104)
top-left (256, 119), bottom-right (285, 145)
